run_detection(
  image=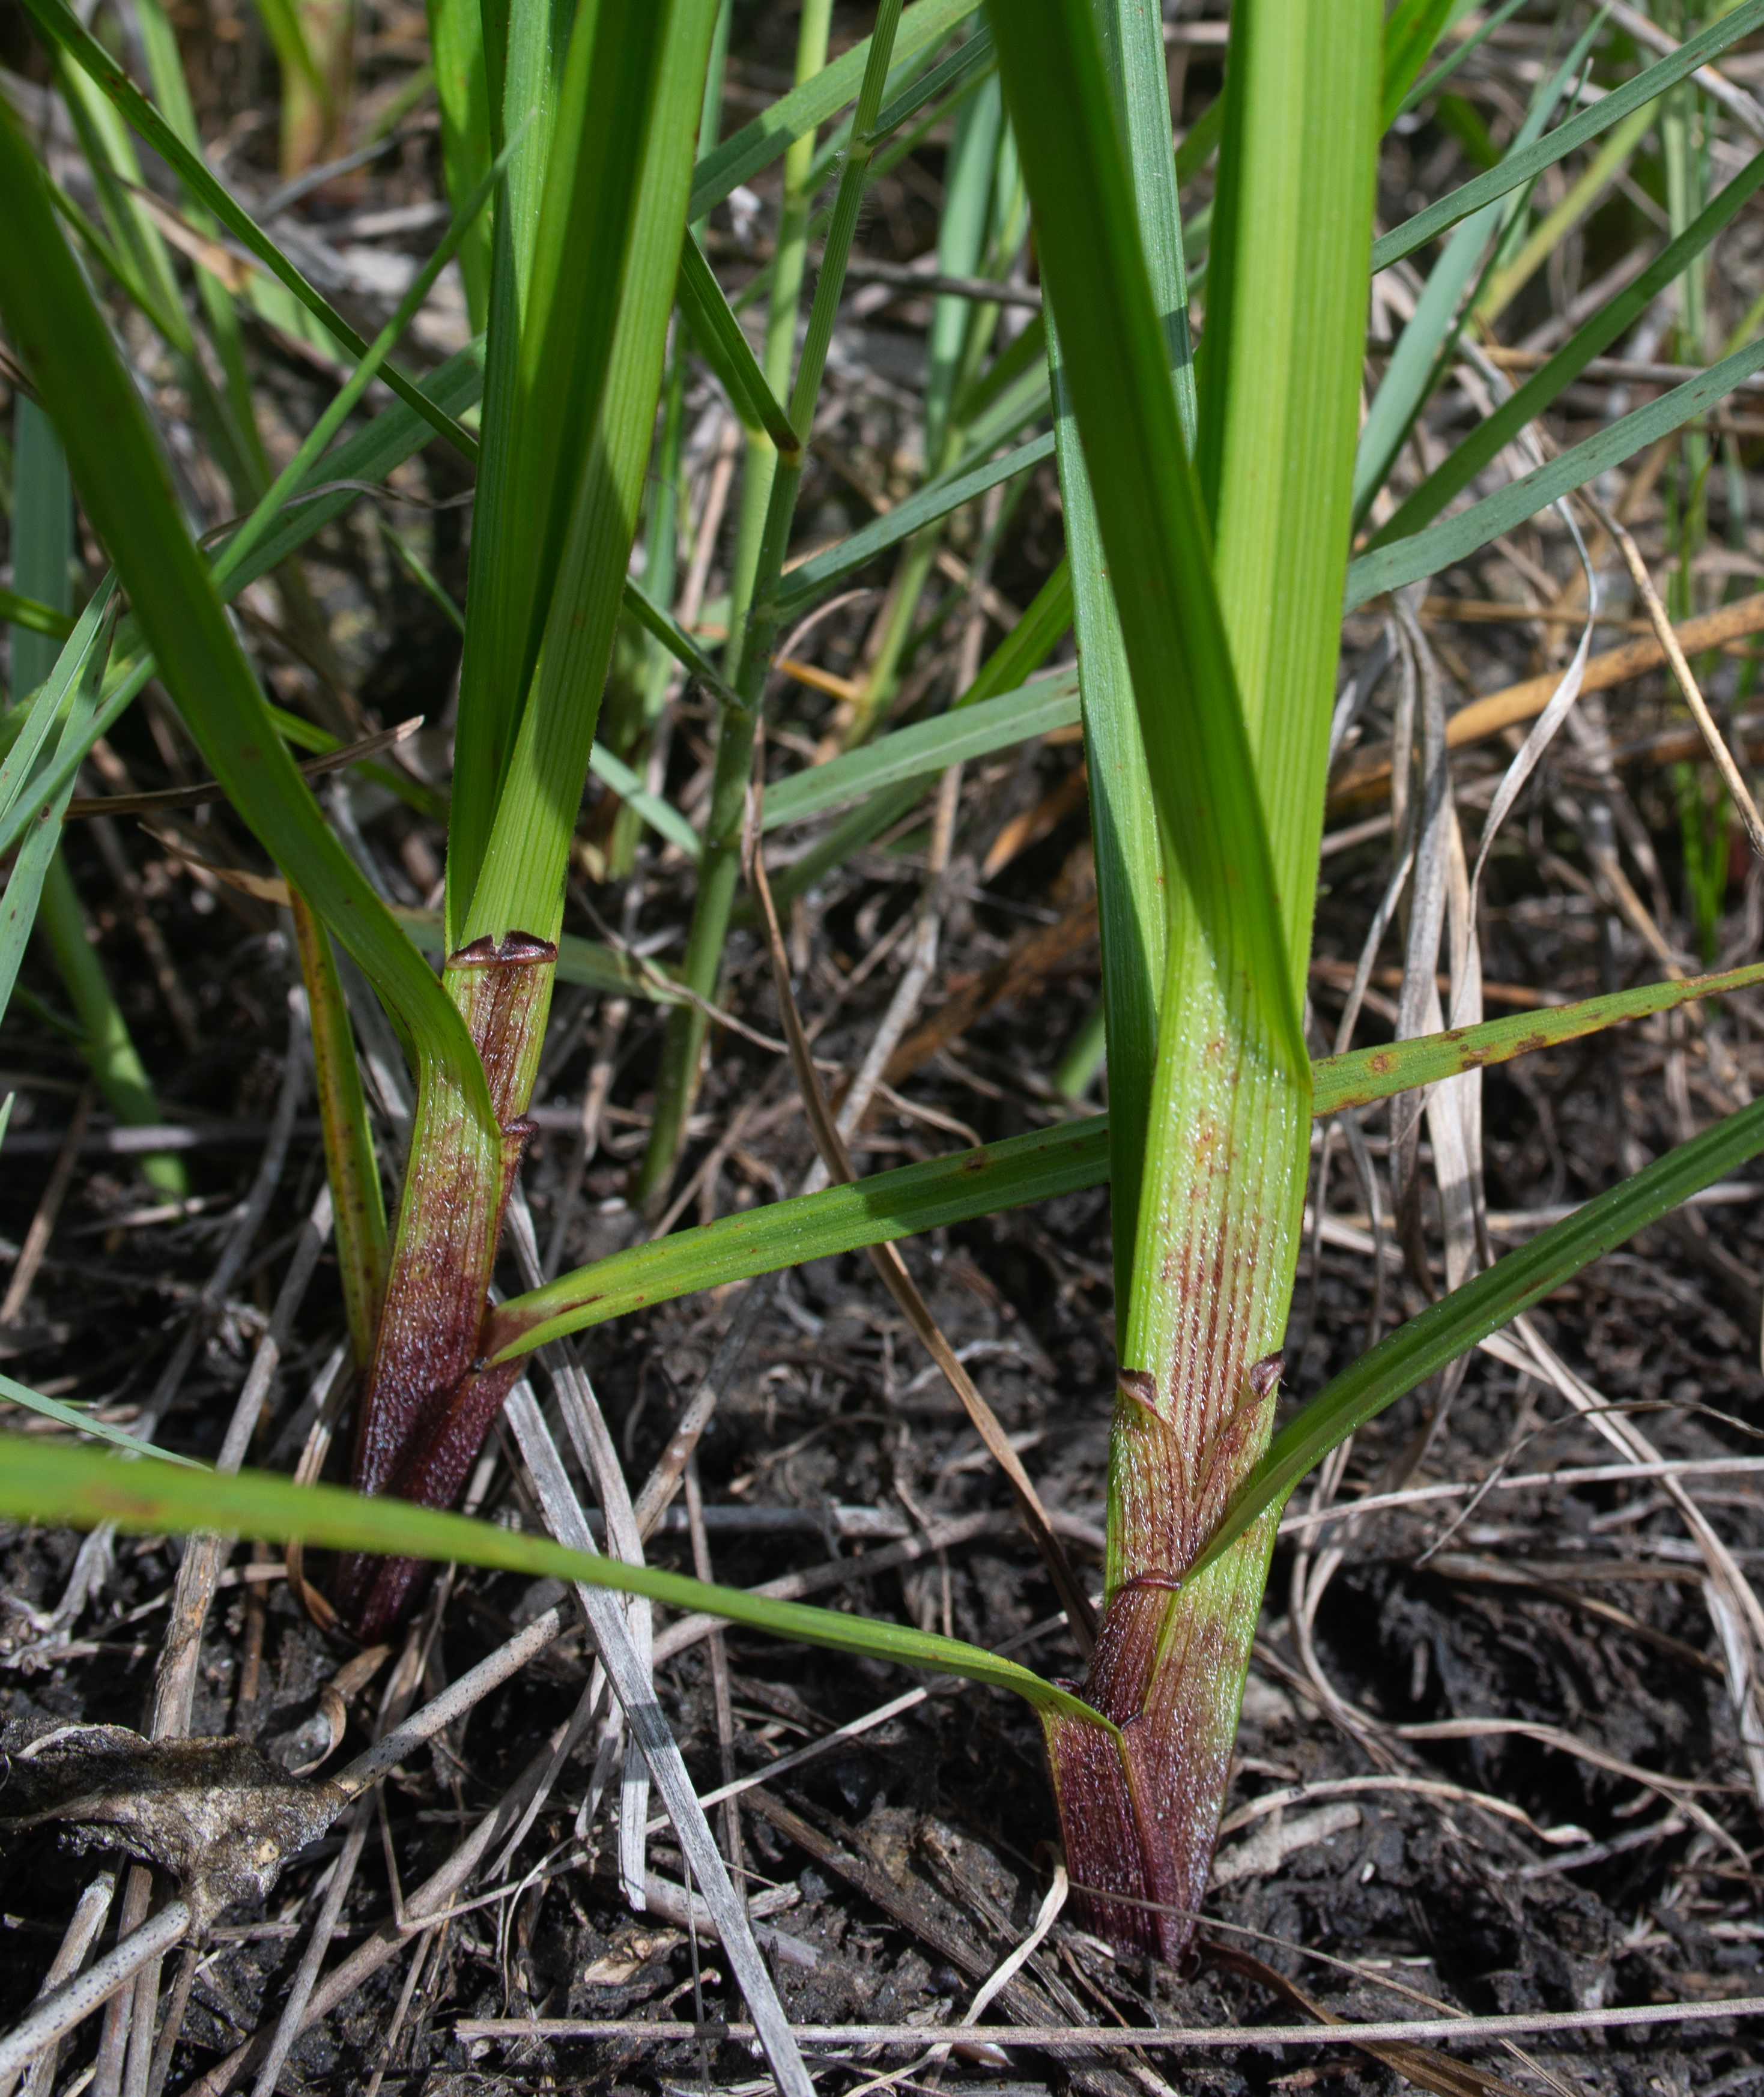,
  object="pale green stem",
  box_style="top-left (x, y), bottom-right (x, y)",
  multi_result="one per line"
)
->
top-left (723, 0), bottom-right (833, 676)
top-left (635, 1), bottom-right (903, 1210)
